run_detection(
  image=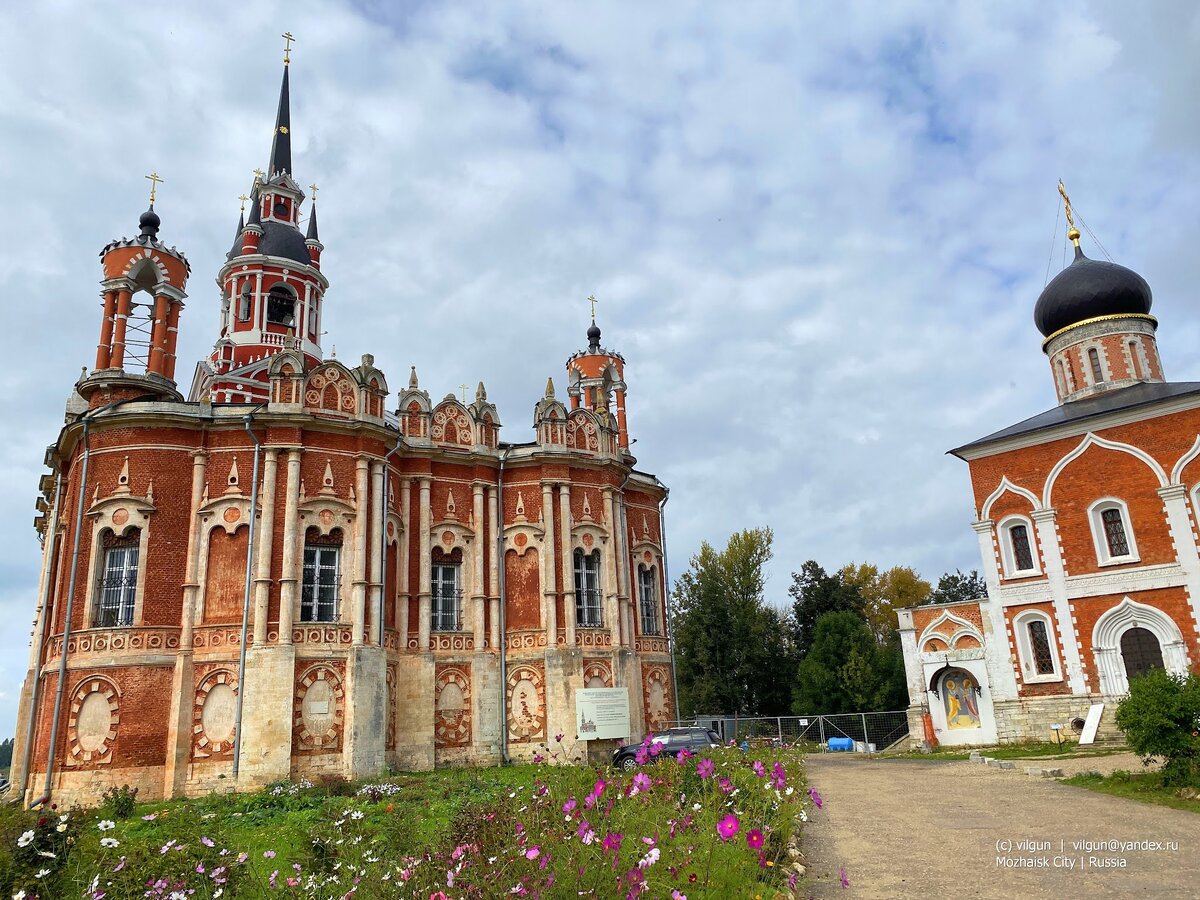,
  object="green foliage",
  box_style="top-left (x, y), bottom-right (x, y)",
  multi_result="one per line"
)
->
top-left (837, 563), bottom-right (931, 643)
top-left (924, 568), bottom-right (987, 605)
top-left (1114, 668), bottom-right (1200, 786)
top-left (101, 783), bottom-right (140, 819)
top-left (0, 738), bottom-right (12, 769)
top-left (793, 611), bottom-right (907, 714)
top-left (672, 528), bottom-right (794, 716)
top-left (788, 561), bottom-right (865, 657)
